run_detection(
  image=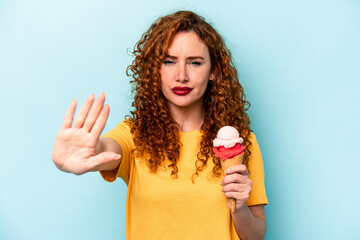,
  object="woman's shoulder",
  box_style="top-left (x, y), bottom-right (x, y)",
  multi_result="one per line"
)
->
top-left (113, 119), bottom-right (133, 132)
top-left (248, 131), bottom-right (262, 153)
top-left (249, 131), bottom-right (258, 143)
top-left (102, 119), bottom-right (133, 142)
